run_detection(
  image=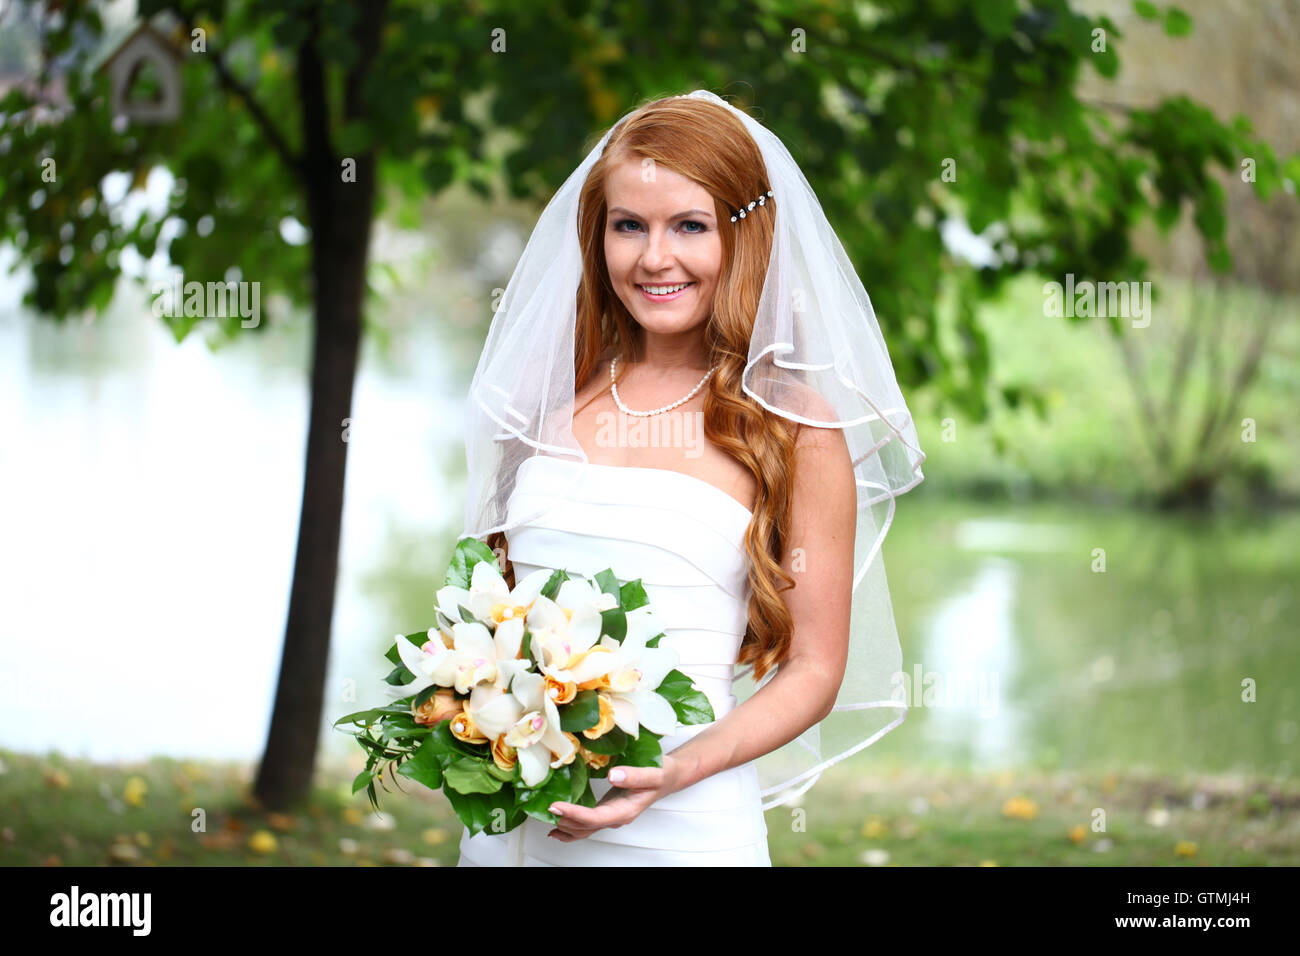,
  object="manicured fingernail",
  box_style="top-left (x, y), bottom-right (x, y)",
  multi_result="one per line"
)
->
top-left (610, 768), bottom-right (626, 783)
top-left (549, 804), bottom-right (563, 816)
